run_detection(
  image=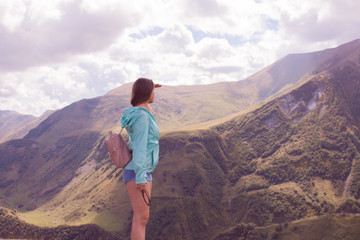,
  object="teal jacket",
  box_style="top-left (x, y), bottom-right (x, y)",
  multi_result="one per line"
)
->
top-left (121, 107), bottom-right (159, 184)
